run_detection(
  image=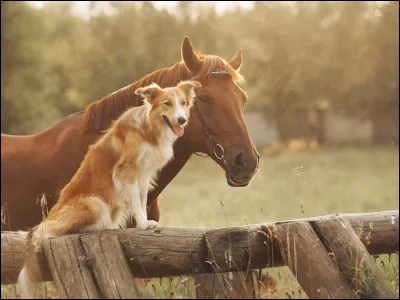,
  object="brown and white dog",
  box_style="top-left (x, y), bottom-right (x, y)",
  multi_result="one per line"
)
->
top-left (17, 80), bottom-right (201, 298)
